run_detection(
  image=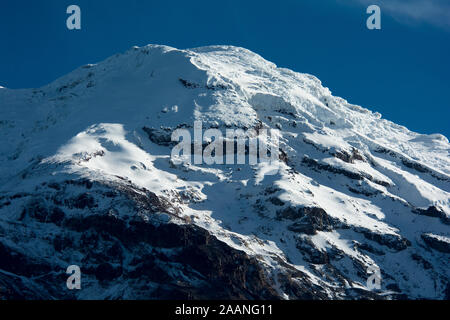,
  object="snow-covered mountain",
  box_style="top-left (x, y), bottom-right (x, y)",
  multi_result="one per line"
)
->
top-left (0, 44), bottom-right (448, 299)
